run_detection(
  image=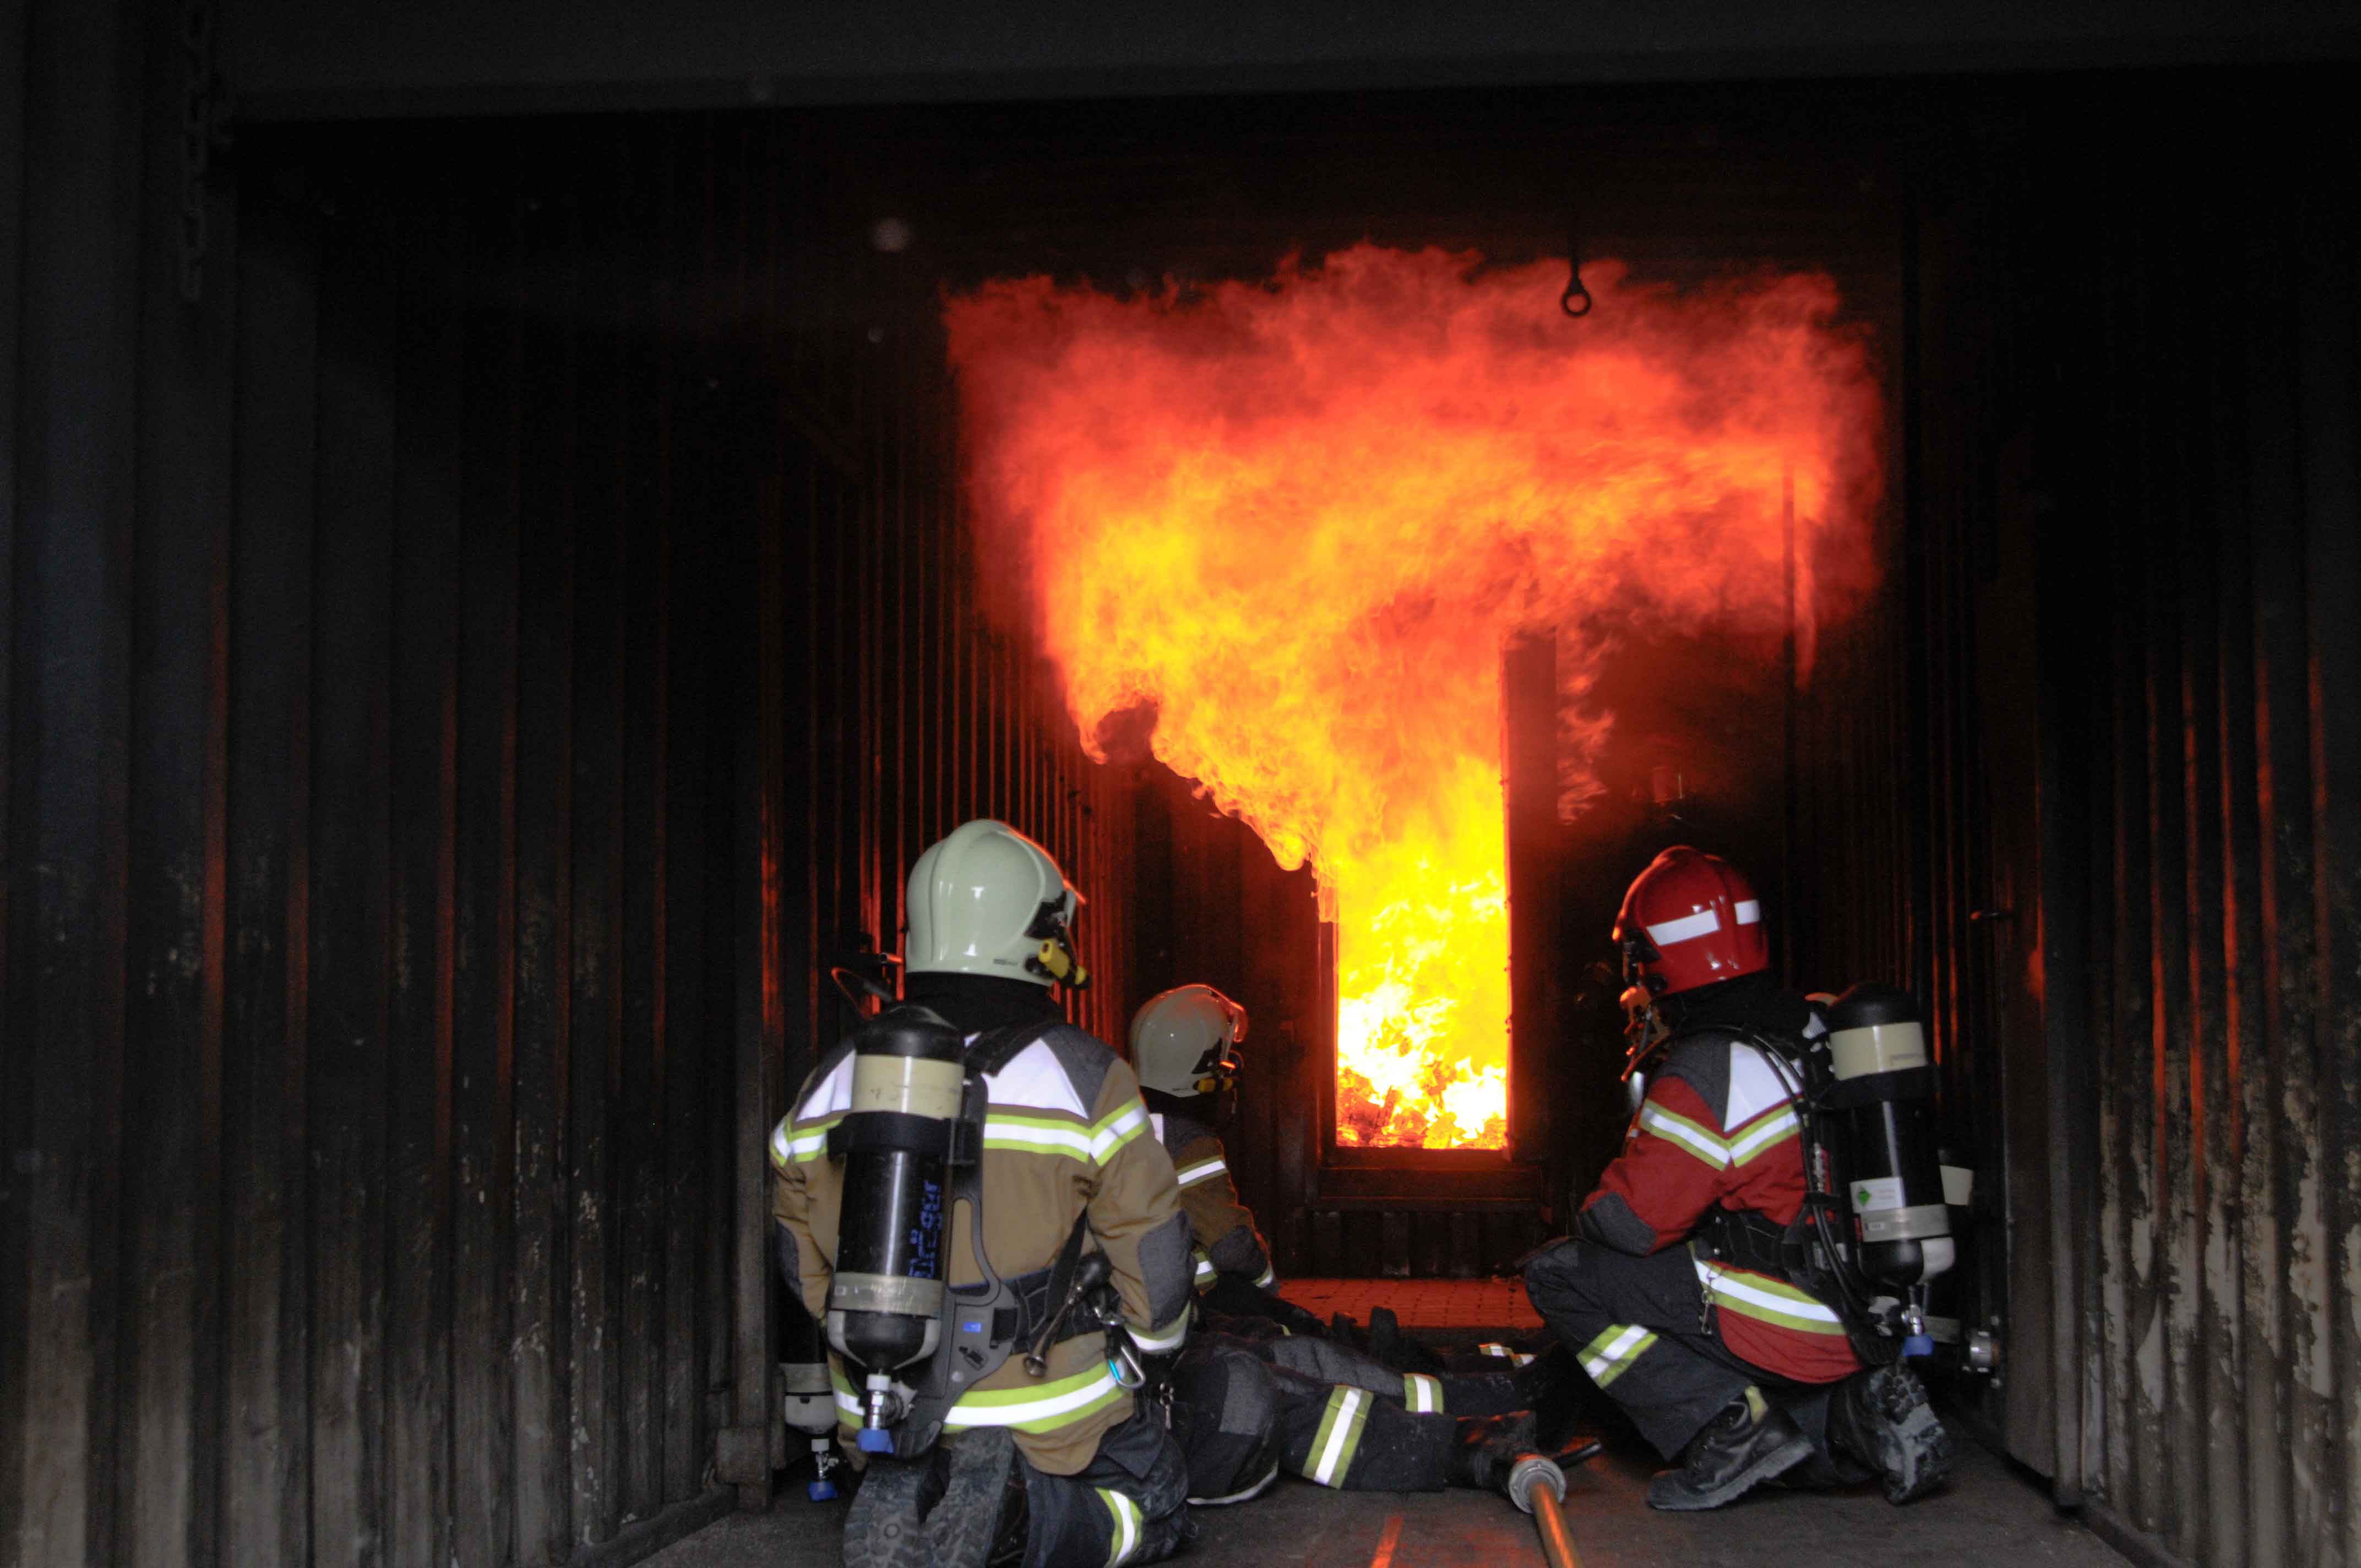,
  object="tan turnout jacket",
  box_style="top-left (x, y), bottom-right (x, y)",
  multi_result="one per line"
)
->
top-left (773, 1021), bottom-right (1195, 1476)
top-left (1151, 1109), bottom-right (1276, 1292)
